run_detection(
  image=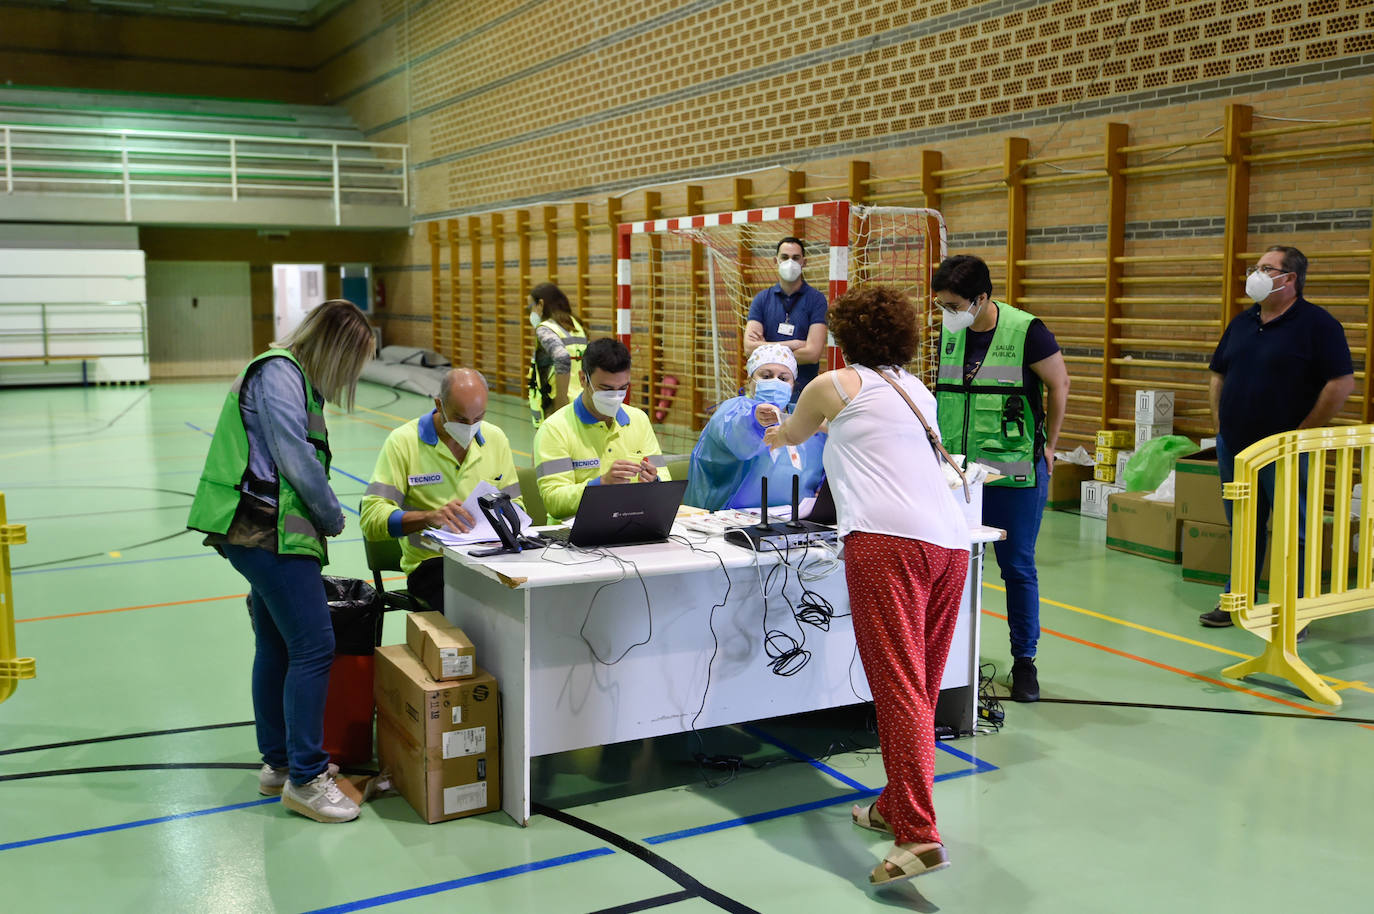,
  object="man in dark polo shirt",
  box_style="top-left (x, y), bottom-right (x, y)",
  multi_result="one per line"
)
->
top-left (1199, 244), bottom-right (1354, 629)
top-left (744, 237), bottom-right (828, 403)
